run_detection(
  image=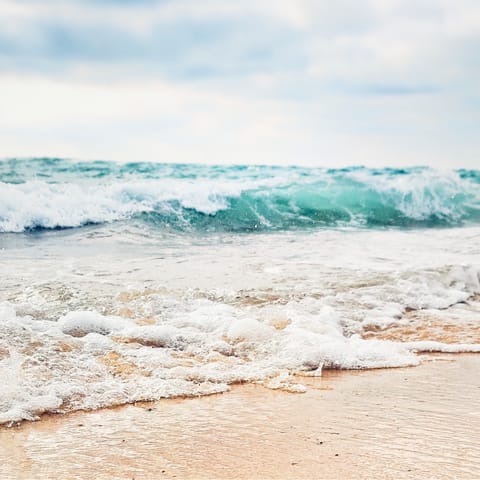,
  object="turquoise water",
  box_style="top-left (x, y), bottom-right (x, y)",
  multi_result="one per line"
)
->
top-left (0, 158), bottom-right (479, 233)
